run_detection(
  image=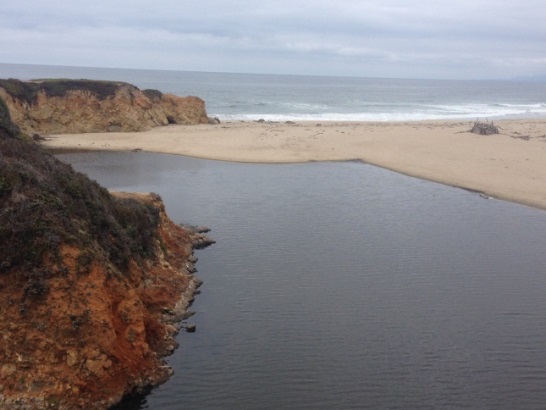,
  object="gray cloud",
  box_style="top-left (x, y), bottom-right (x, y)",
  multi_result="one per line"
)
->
top-left (1, 0), bottom-right (545, 79)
